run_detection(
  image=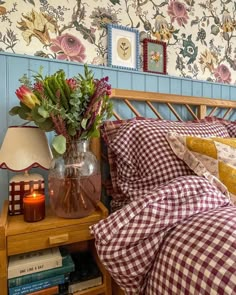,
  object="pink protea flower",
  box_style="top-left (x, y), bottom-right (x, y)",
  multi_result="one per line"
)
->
top-left (15, 85), bottom-right (40, 109)
top-left (167, 0), bottom-right (189, 26)
top-left (50, 34), bottom-right (86, 62)
top-left (66, 78), bottom-right (78, 90)
top-left (214, 64), bottom-right (232, 84)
